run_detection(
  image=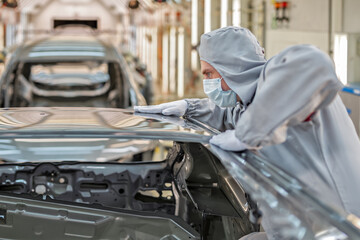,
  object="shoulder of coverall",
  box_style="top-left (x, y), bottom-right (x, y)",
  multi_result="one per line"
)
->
top-left (257, 44), bottom-right (339, 90)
